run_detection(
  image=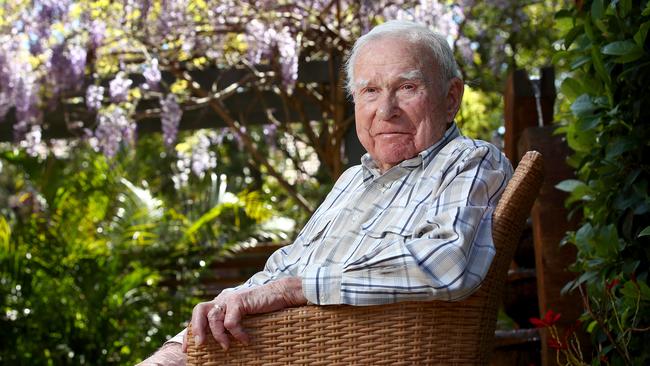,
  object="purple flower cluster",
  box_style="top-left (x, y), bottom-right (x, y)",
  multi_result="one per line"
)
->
top-left (86, 85), bottom-right (105, 111)
top-left (20, 124), bottom-right (48, 159)
top-left (173, 131), bottom-right (218, 187)
top-left (160, 94), bottom-right (182, 147)
top-left (94, 107), bottom-right (136, 158)
top-left (0, 35), bottom-right (41, 138)
top-left (49, 43), bottom-right (87, 94)
top-left (89, 19), bottom-right (107, 49)
top-left (384, 0), bottom-right (462, 41)
top-left (109, 73), bottom-right (133, 103)
top-left (143, 59), bottom-right (162, 90)
top-left (246, 20), bottom-right (299, 90)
